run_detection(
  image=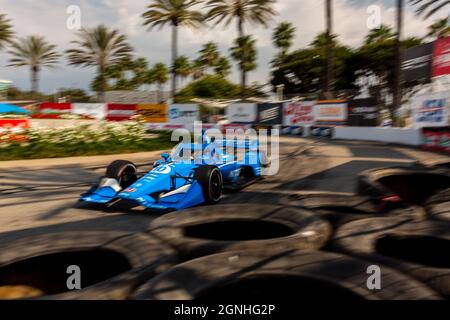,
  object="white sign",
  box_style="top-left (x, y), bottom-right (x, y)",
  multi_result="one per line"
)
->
top-left (226, 103), bottom-right (257, 123)
top-left (412, 91), bottom-right (450, 128)
top-left (315, 101), bottom-right (348, 123)
top-left (72, 103), bottom-right (107, 120)
top-left (168, 104), bottom-right (199, 131)
top-left (283, 101), bottom-right (316, 125)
